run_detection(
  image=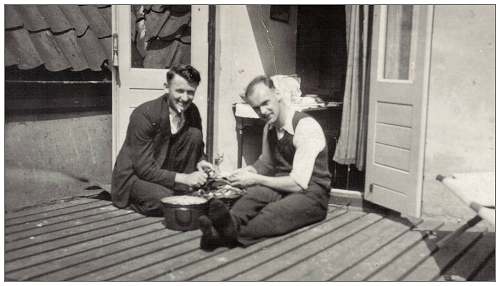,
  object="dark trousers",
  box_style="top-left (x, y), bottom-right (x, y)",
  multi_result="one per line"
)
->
top-left (129, 127), bottom-right (204, 216)
top-left (231, 185), bottom-right (328, 246)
